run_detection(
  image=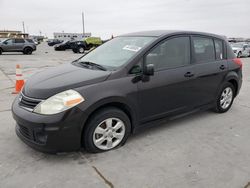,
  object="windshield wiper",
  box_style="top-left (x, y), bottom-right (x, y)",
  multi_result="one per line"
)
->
top-left (77, 61), bottom-right (107, 71)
